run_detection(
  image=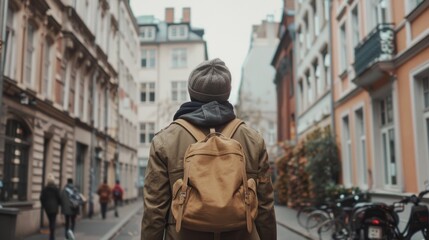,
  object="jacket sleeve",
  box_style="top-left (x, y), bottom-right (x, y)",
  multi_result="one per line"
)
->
top-left (141, 136), bottom-right (171, 240)
top-left (255, 139), bottom-right (277, 240)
